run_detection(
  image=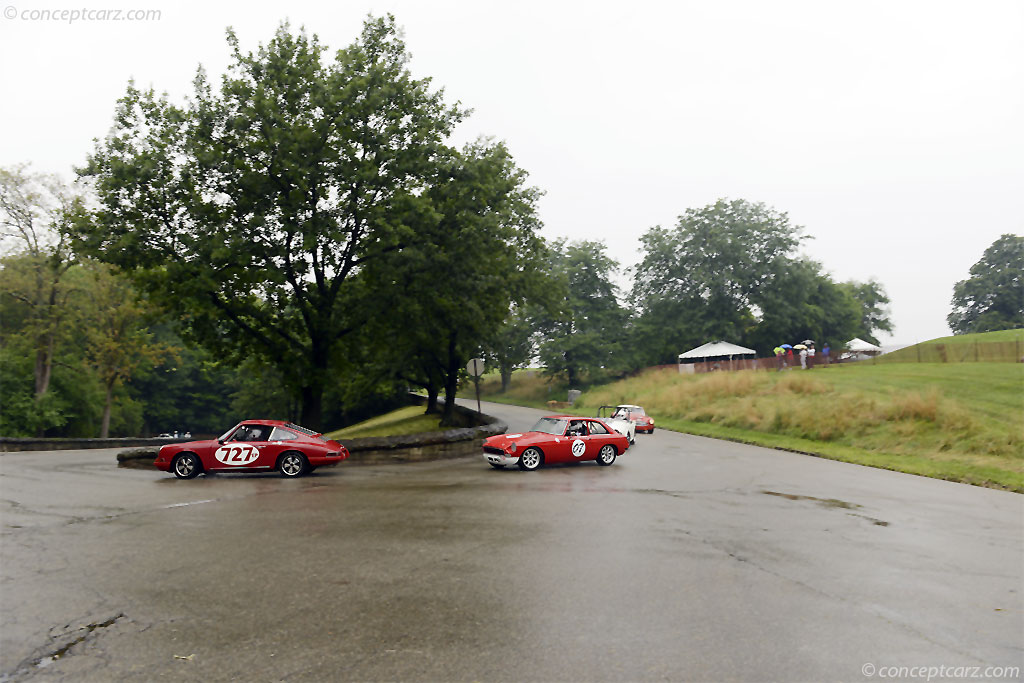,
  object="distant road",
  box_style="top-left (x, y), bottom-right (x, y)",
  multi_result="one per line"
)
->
top-left (0, 400), bottom-right (1020, 681)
